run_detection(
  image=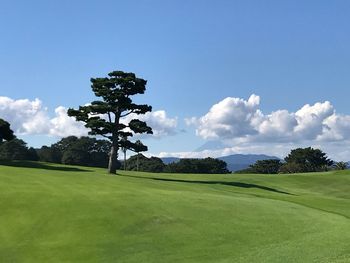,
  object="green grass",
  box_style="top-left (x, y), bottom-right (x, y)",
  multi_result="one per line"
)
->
top-left (1, 161), bottom-right (350, 262)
